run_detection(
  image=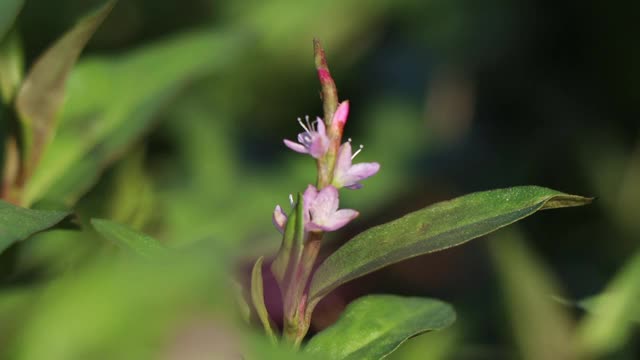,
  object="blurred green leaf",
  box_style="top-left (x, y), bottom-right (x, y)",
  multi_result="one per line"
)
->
top-left (0, 26), bottom-right (23, 104)
top-left (578, 295), bottom-right (640, 325)
top-left (0, 288), bottom-right (34, 357)
top-left (0, 0), bottom-right (24, 41)
top-left (304, 295), bottom-right (455, 360)
top-left (0, 199), bottom-right (69, 253)
top-left (577, 249), bottom-right (640, 357)
top-left (251, 256), bottom-right (277, 343)
top-left (91, 218), bottom-right (166, 258)
top-left (106, 147), bottom-right (154, 230)
top-left (23, 29), bottom-right (244, 207)
top-left (308, 186), bottom-right (592, 314)
top-left (490, 229), bottom-right (577, 360)
top-left (11, 241), bottom-right (309, 360)
top-left (15, 1), bottom-right (115, 180)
